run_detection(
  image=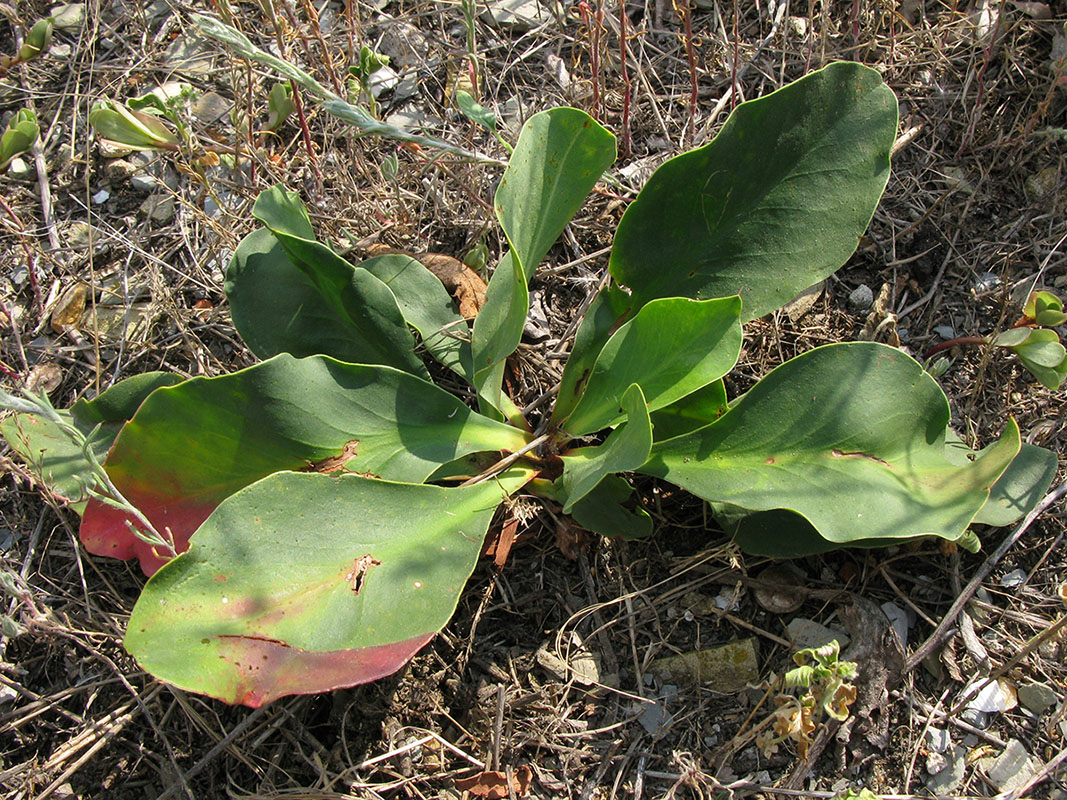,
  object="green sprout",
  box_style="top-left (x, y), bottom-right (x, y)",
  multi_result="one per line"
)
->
top-left (0, 110), bottom-right (39, 172)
